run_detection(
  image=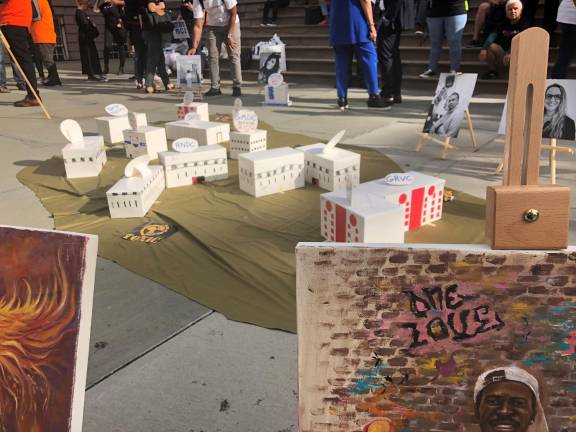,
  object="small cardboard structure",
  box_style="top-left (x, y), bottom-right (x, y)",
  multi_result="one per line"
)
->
top-left (264, 73), bottom-right (291, 106)
top-left (106, 155), bottom-right (165, 218)
top-left (159, 138), bottom-right (228, 188)
top-left (165, 114), bottom-right (230, 146)
top-left (230, 98), bottom-right (267, 159)
top-left (238, 147), bottom-right (305, 197)
top-left (296, 130), bottom-right (361, 192)
top-left (123, 112), bottom-right (168, 159)
top-left (60, 119), bottom-right (107, 179)
top-left (176, 93), bottom-right (209, 121)
top-left (361, 172), bottom-right (446, 231)
top-left (95, 104), bottom-right (132, 144)
top-left (320, 185), bottom-right (404, 243)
